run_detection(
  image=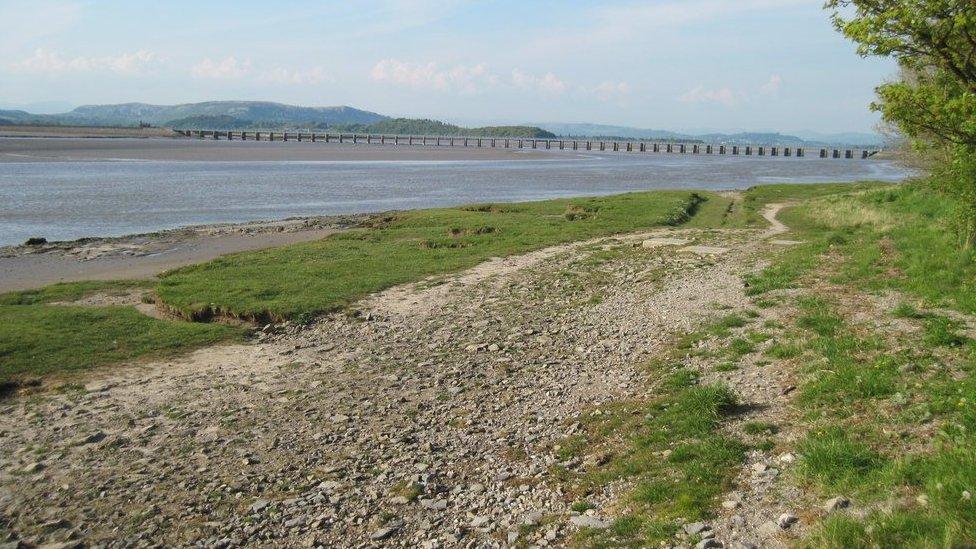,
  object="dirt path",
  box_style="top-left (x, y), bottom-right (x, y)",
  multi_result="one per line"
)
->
top-left (0, 206), bottom-right (793, 548)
